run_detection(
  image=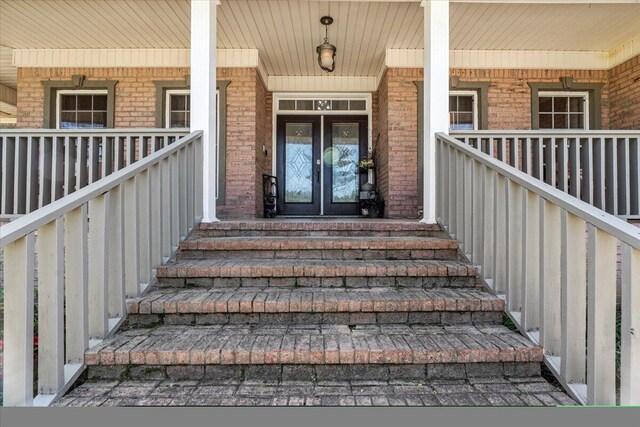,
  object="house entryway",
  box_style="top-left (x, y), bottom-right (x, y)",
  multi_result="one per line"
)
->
top-left (276, 114), bottom-right (368, 216)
